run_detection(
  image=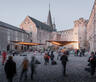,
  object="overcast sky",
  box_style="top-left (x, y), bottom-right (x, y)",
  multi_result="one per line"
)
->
top-left (0, 0), bottom-right (95, 31)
